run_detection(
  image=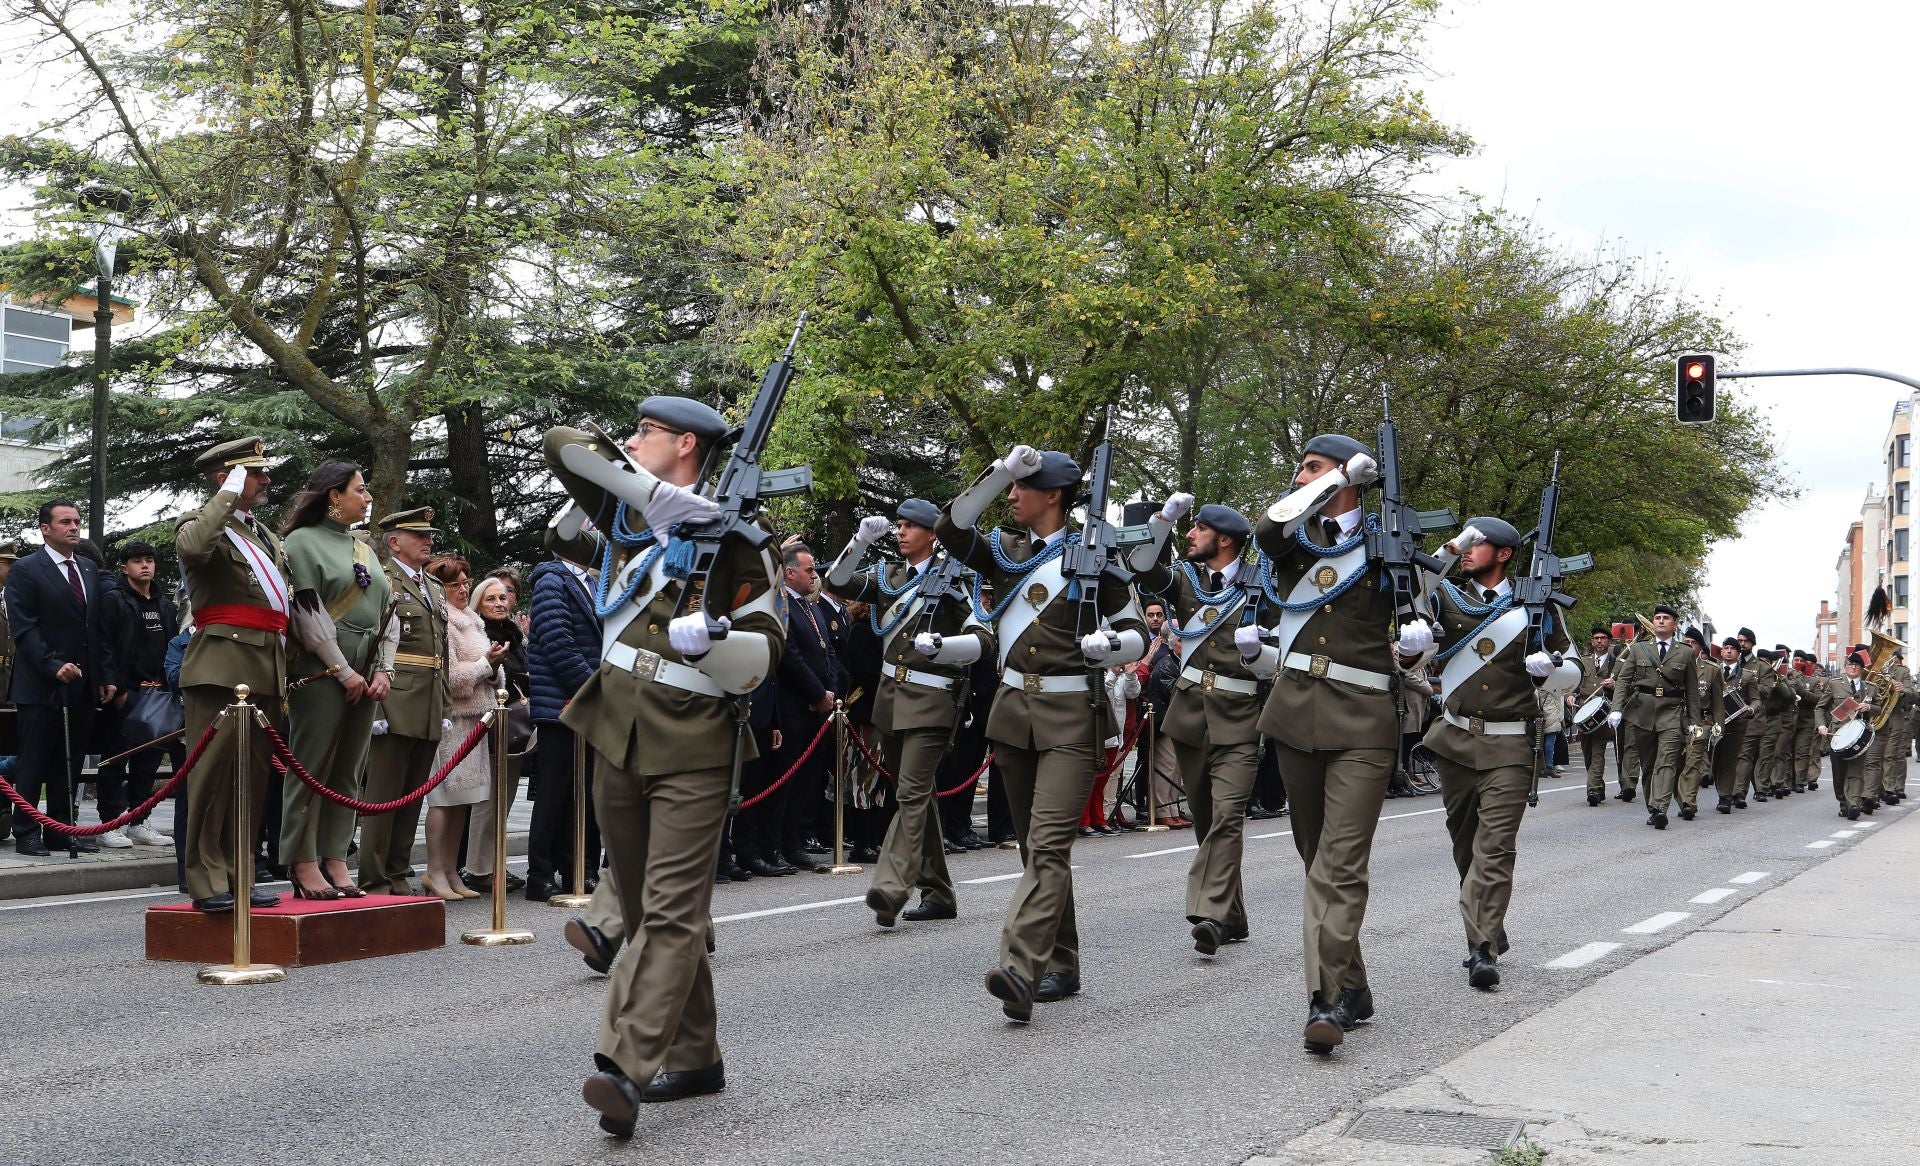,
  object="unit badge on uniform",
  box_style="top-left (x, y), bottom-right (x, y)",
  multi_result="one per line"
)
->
top-left (1025, 582), bottom-right (1049, 607)
top-left (1475, 637), bottom-right (1495, 659)
top-left (1199, 606), bottom-right (1218, 623)
top-left (1313, 565), bottom-right (1338, 590)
